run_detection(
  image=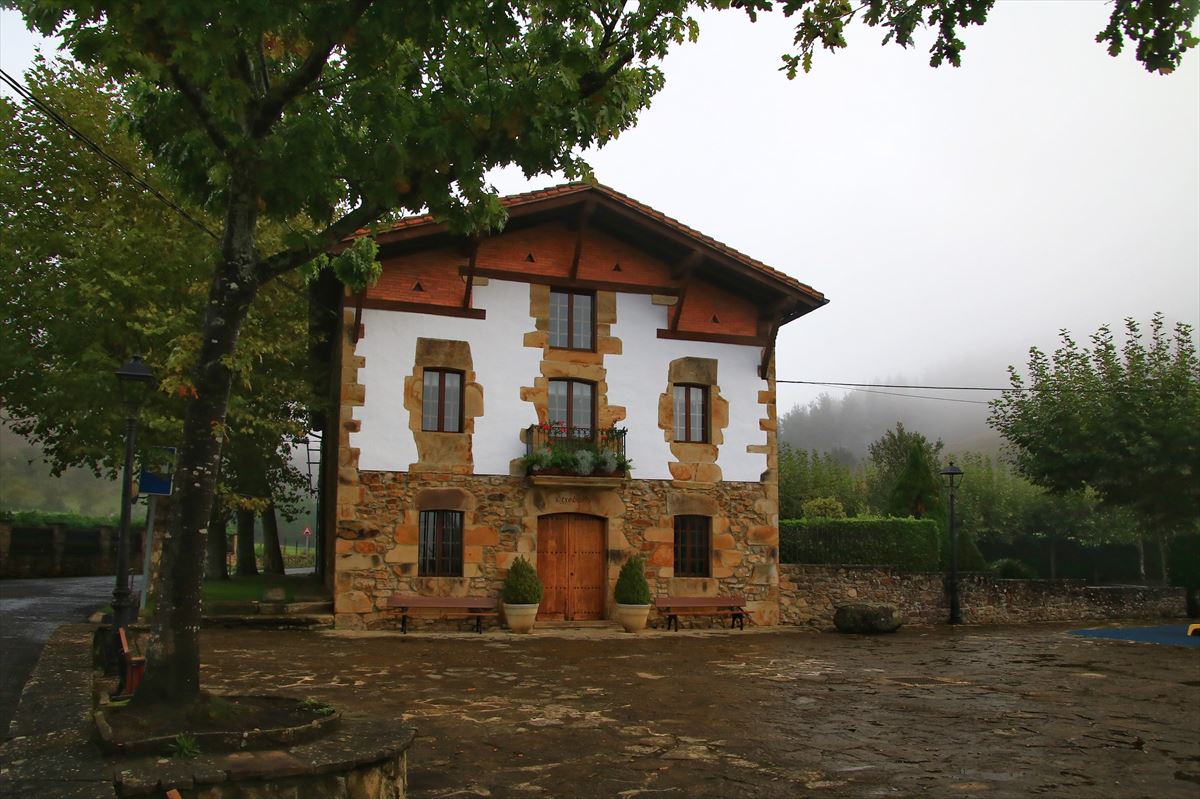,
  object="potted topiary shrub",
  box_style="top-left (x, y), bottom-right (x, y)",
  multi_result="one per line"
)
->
top-left (501, 556), bottom-right (543, 633)
top-left (613, 555), bottom-right (652, 633)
